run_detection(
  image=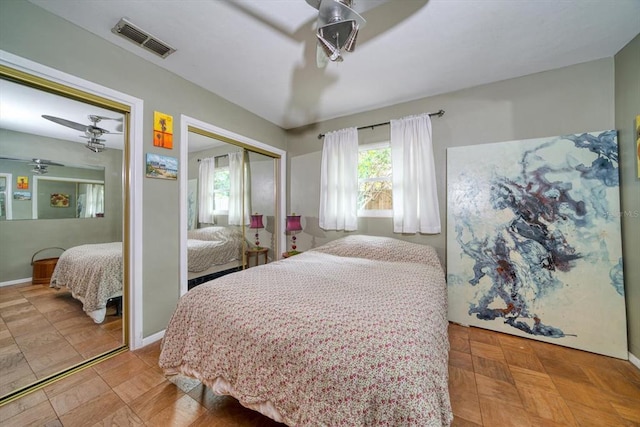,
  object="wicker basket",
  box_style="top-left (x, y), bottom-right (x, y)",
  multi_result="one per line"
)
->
top-left (31, 247), bottom-right (65, 285)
